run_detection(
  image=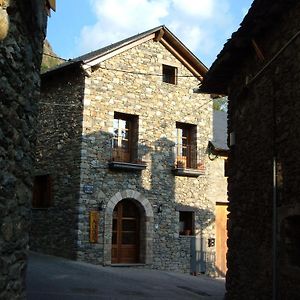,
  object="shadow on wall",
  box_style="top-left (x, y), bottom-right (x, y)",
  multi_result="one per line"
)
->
top-left (30, 100), bottom-right (215, 272)
top-left (30, 68), bottom-right (85, 259)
